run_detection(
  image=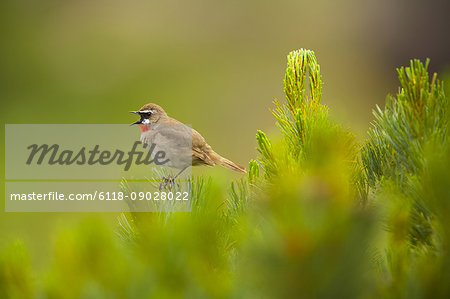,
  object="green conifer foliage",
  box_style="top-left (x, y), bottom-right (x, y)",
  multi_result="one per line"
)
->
top-left (362, 59), bottom-right (447, 187)
top-left (361, 59), bottom-right (448, 249)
